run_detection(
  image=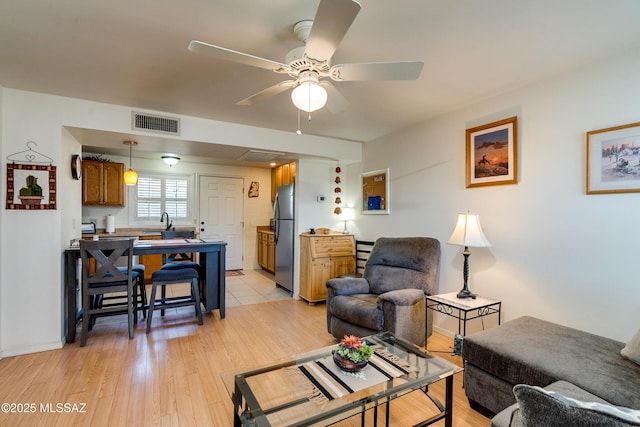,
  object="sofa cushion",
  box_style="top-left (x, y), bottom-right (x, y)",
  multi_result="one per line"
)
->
top-left (328, 294), bottom-right (381, 331)
top-left (491, 380), bottom-right (614, 427)
top-left (512, 383), bottom-right (640, 426)
top-left (462, 316), bottom-right (640, 409)
top-left (621, 328), bottom-right (640, 366)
